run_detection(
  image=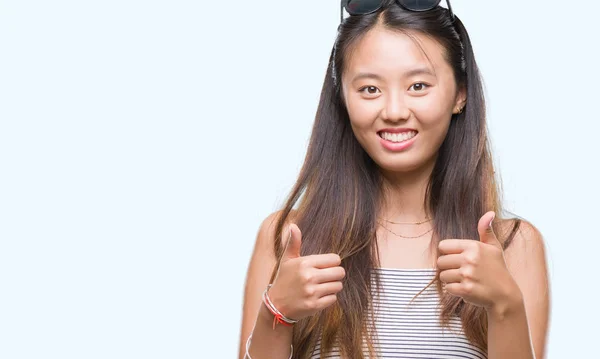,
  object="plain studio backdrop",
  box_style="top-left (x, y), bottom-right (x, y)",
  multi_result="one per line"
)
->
top-left (0, 0), bottom-right (598, 358)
